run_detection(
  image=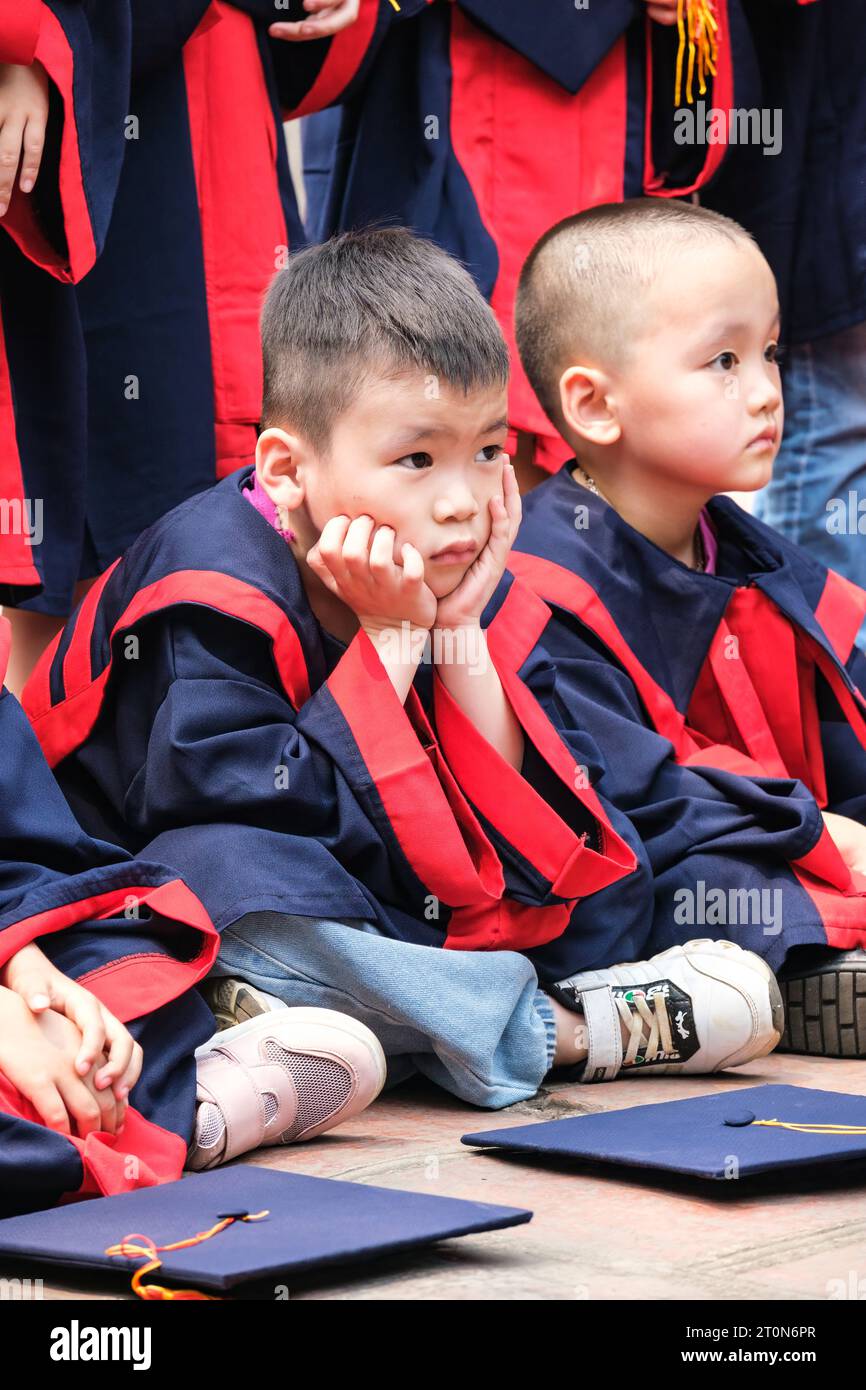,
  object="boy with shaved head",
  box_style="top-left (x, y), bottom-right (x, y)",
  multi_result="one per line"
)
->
top-left (512, 198), bottom-right (866, 1058)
